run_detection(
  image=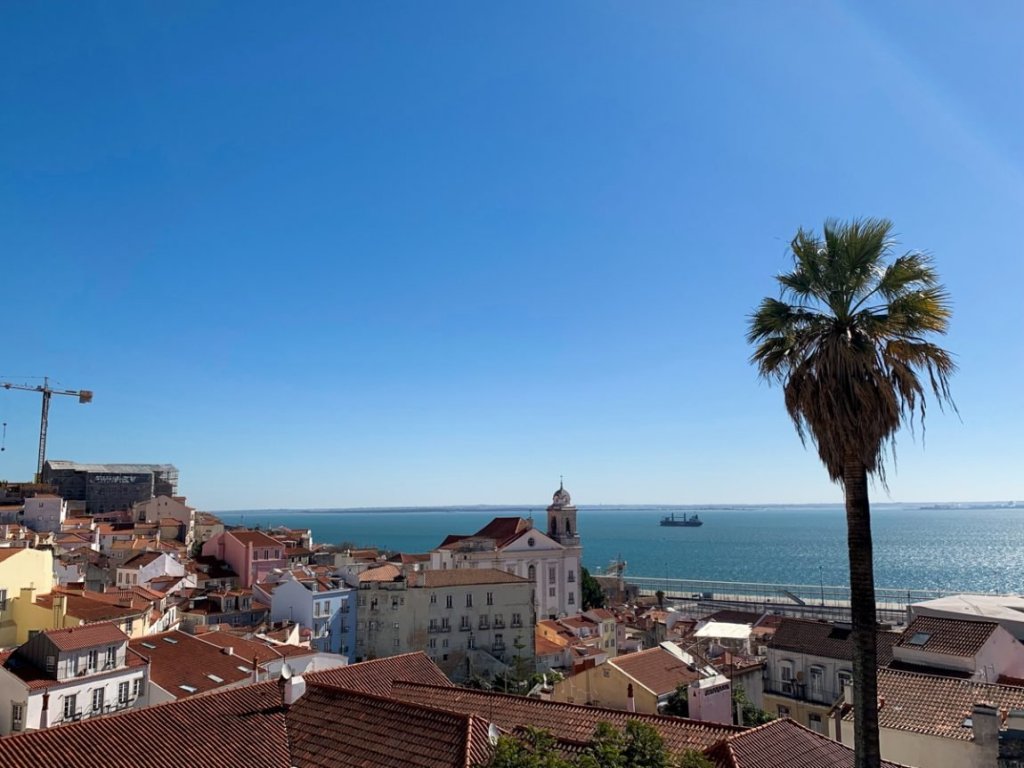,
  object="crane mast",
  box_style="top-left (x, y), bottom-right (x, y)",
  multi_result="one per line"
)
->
top-left (1, 376), bottom-right (93, 482)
